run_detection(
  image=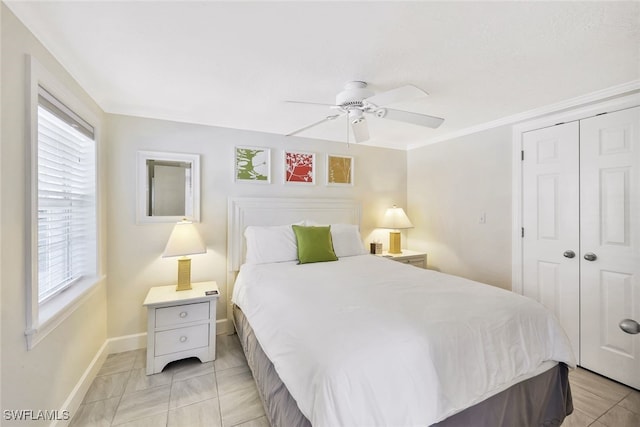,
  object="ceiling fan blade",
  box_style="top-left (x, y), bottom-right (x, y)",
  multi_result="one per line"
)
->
top-left (351, 118), bottom-right (370, 143)
top-left (286, 114), bottom-right (342, 137)
top-left (364, 85), bottom-right (428, 107)
top-left (285, 100), bottom-right (335, 107)
top-left (380, 108), bottom-right (444, 128)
